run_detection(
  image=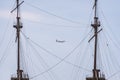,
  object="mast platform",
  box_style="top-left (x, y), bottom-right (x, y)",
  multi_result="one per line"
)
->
top-left (11, 70), bottom-right (29, 80)
top-left (86, 77), bottom-right (105, 80)
top-left (11, 77), bottom-right (29, 80)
